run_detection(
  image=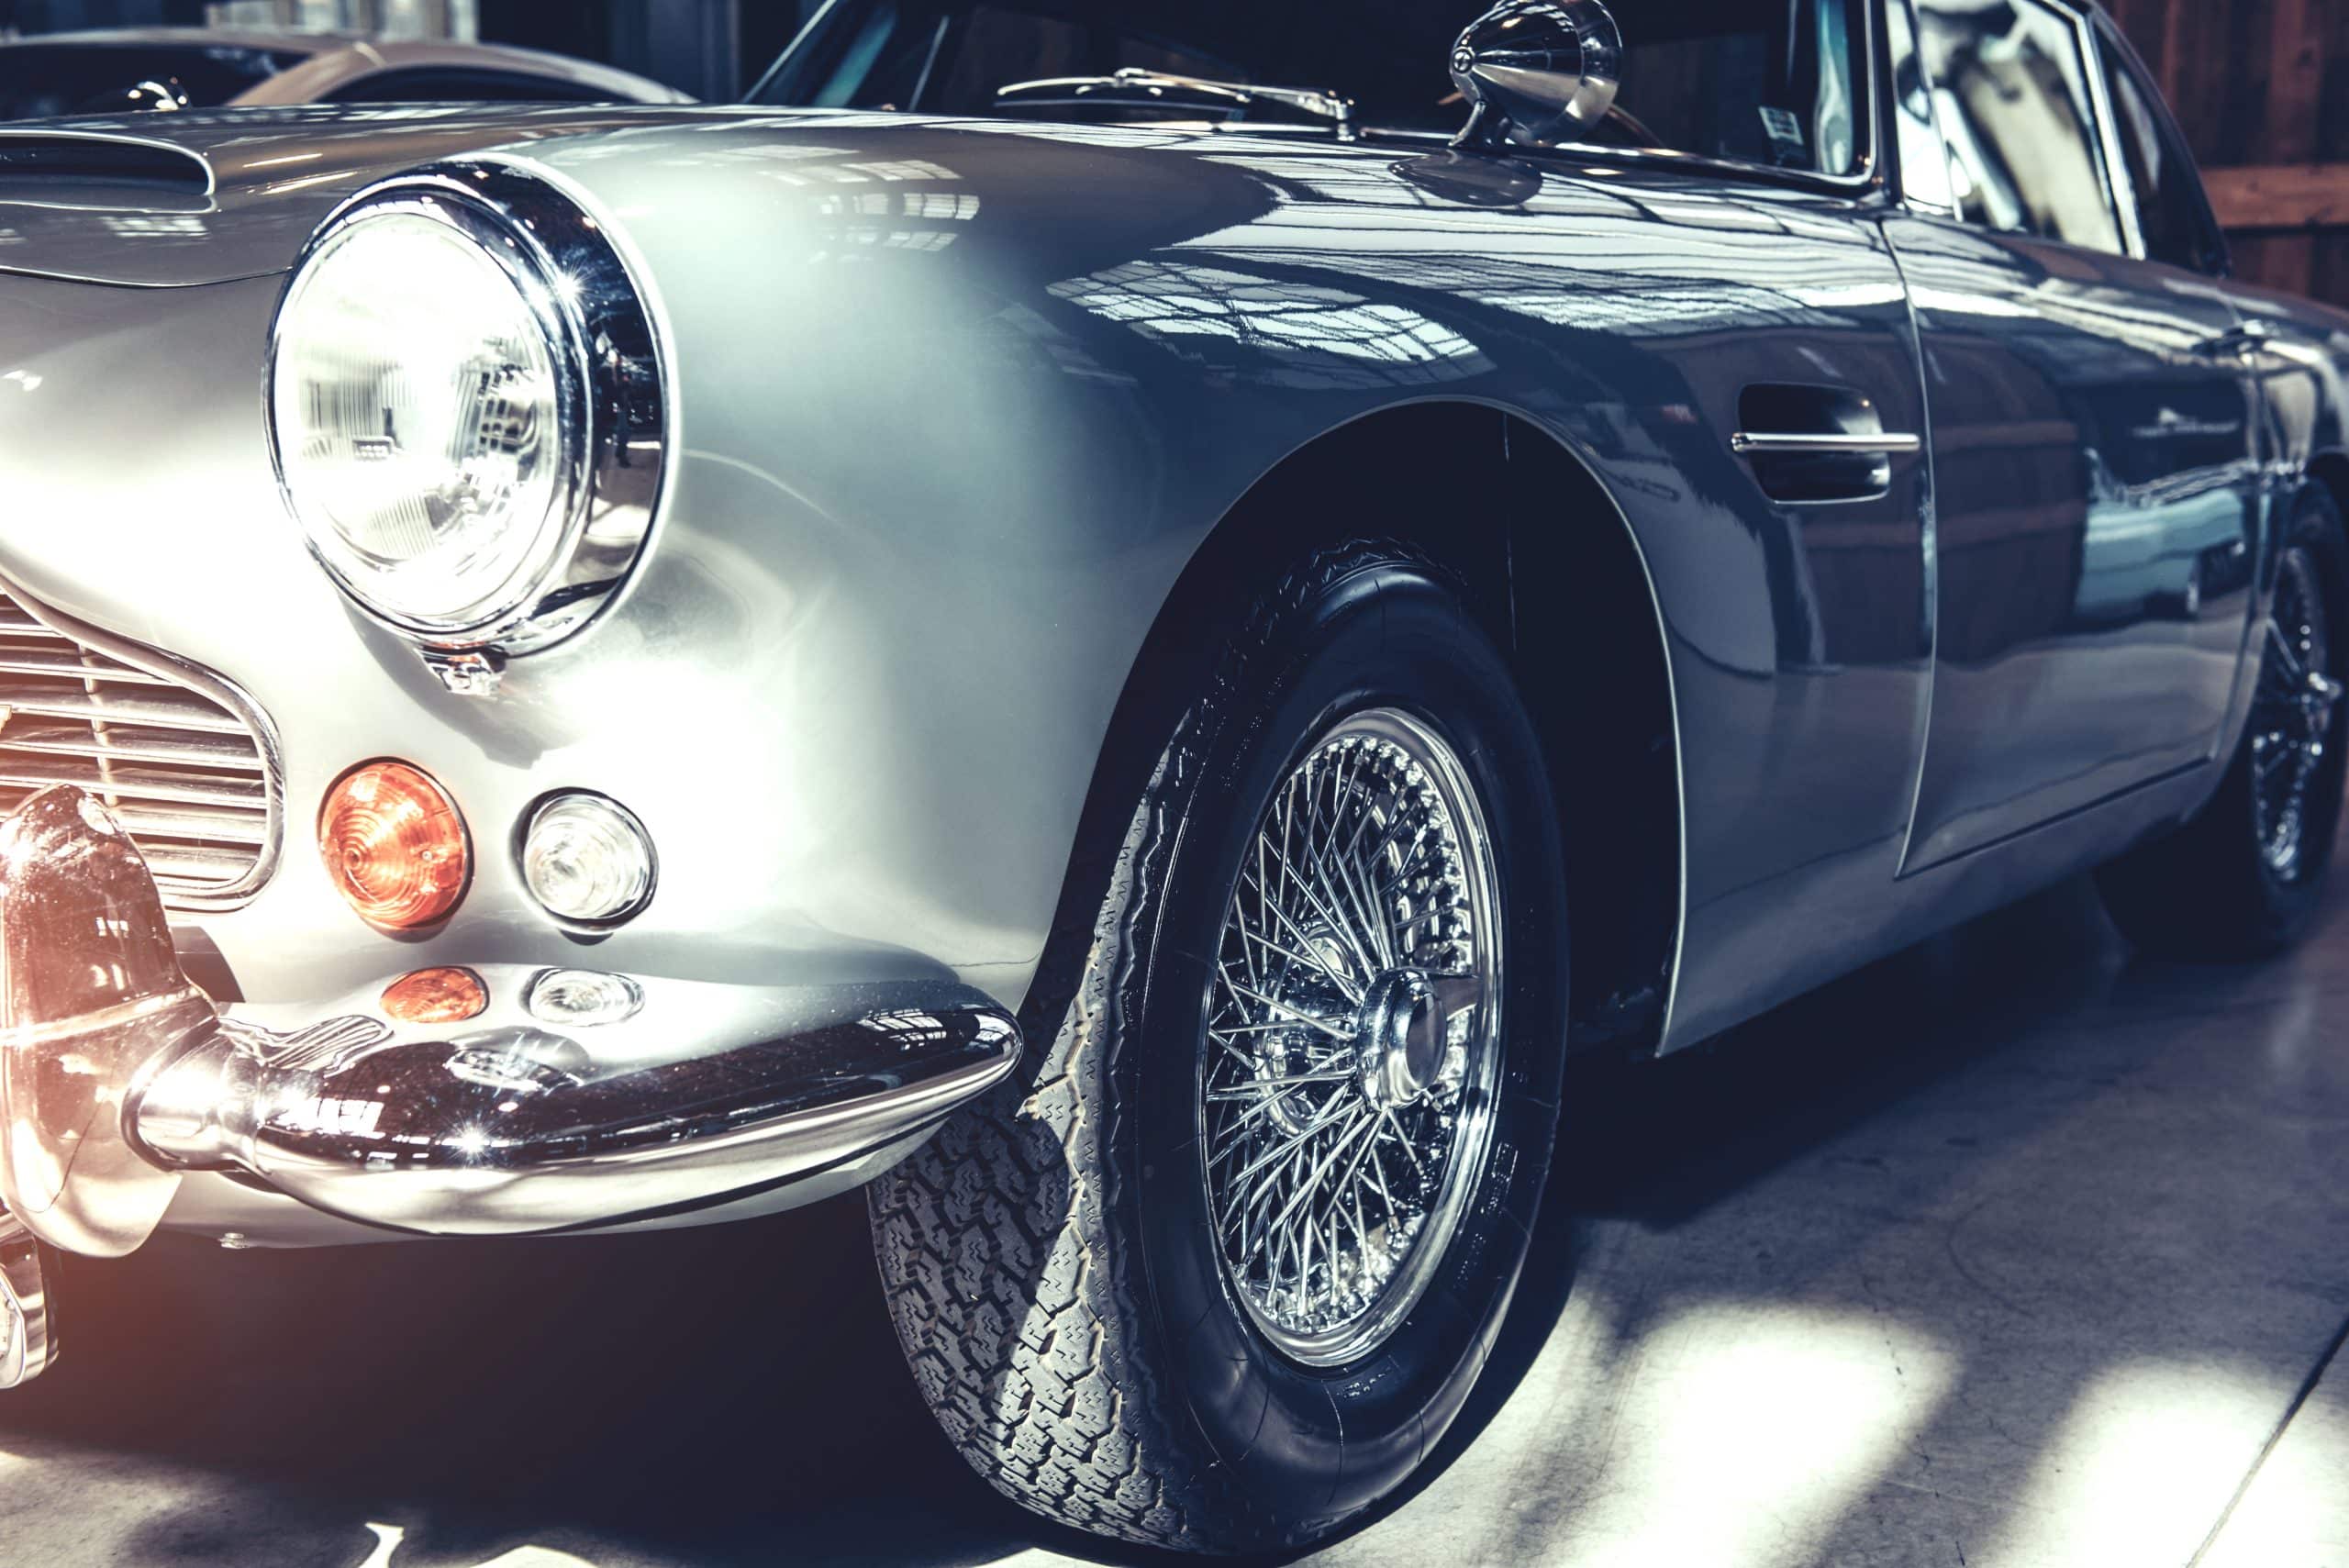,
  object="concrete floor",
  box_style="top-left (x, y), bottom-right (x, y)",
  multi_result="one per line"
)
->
top-left (3, 871), bottom-right (2346, 1568)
